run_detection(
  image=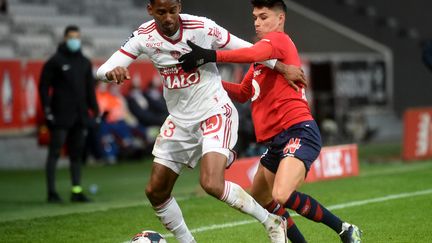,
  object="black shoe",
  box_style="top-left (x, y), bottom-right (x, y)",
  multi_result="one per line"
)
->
top-left (47, 192), bottom-right (63, 203)
top-left (70, 192), bottom-right (91, 203)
